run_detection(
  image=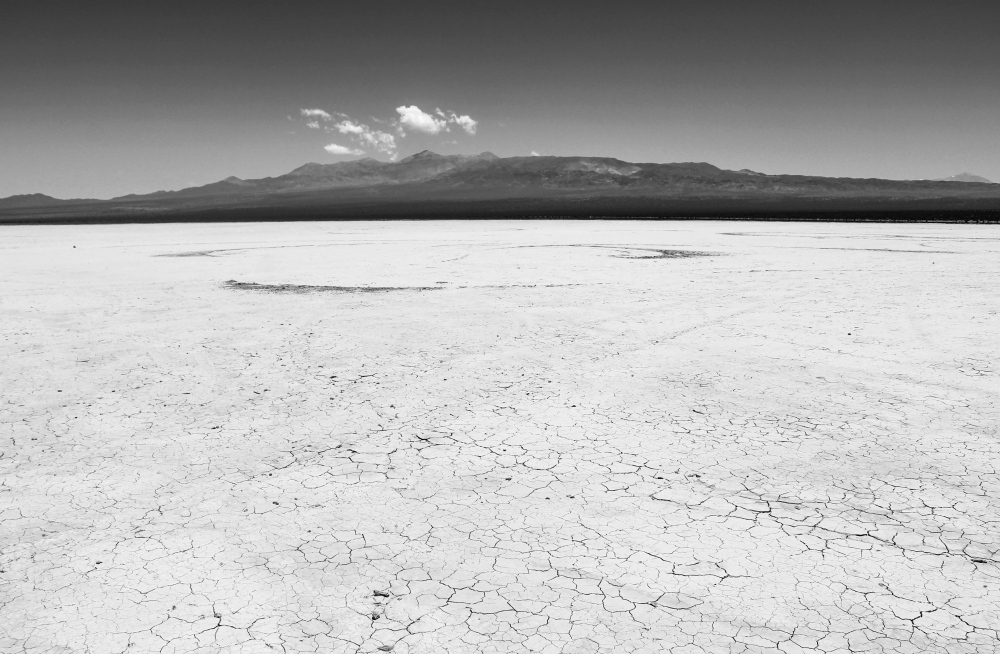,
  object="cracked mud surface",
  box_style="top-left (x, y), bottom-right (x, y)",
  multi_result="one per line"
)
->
top-left (2, 220), bottom-right (999, 654)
